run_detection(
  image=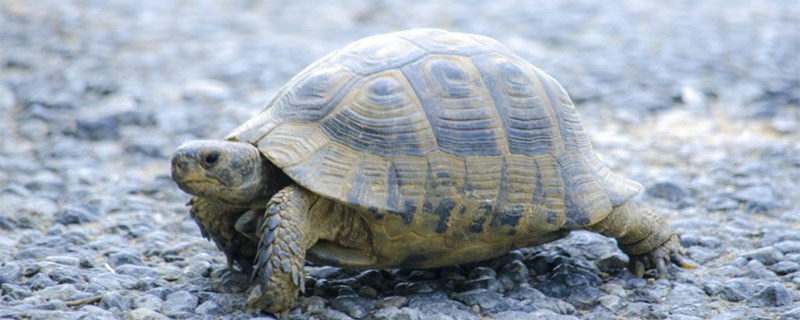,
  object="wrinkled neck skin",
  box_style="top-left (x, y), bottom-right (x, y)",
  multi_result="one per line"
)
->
top-left (171, 140), bottom-right (291, 208)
